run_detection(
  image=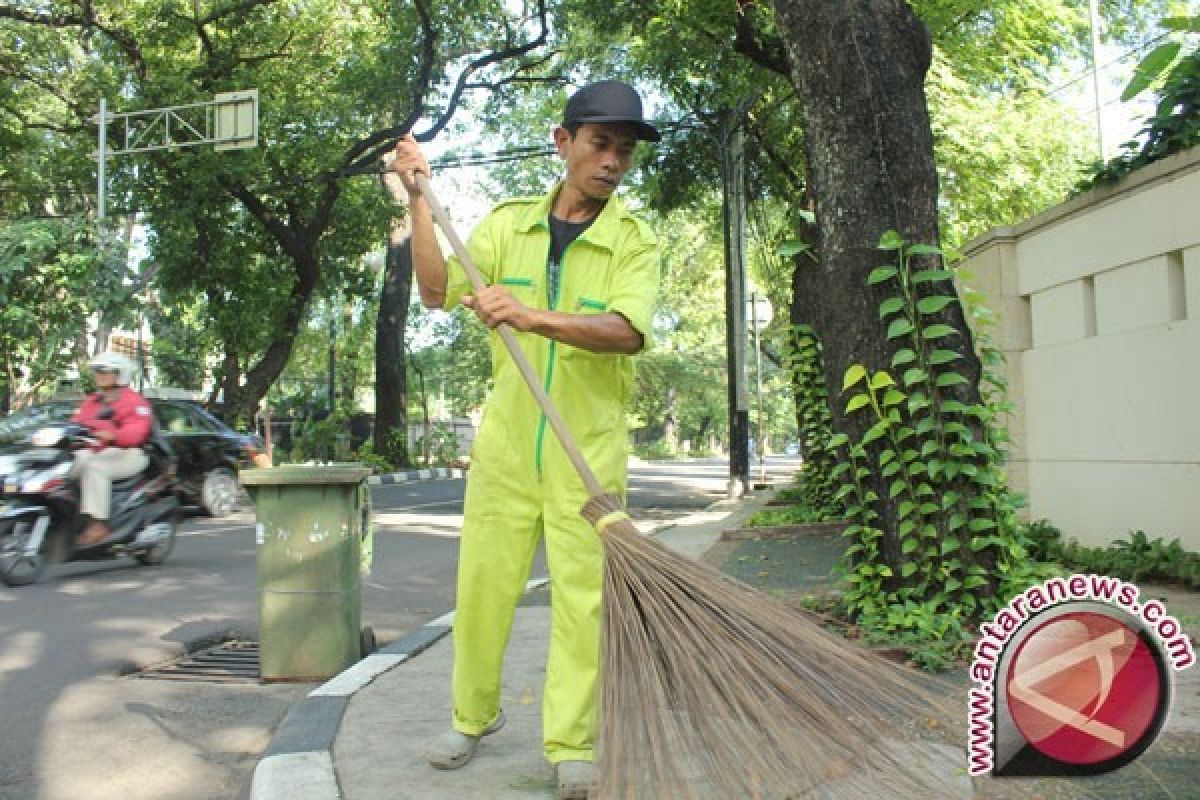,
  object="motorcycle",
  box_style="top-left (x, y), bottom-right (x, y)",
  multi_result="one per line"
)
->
top-left (0, 420), bottom-right (181, 586)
